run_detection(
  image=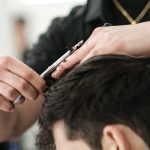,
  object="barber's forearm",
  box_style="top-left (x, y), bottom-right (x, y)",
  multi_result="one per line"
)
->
top-left (0, 95), bottom-right (44, 142)
top-left (0, 110), bottom-right (19, 142)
